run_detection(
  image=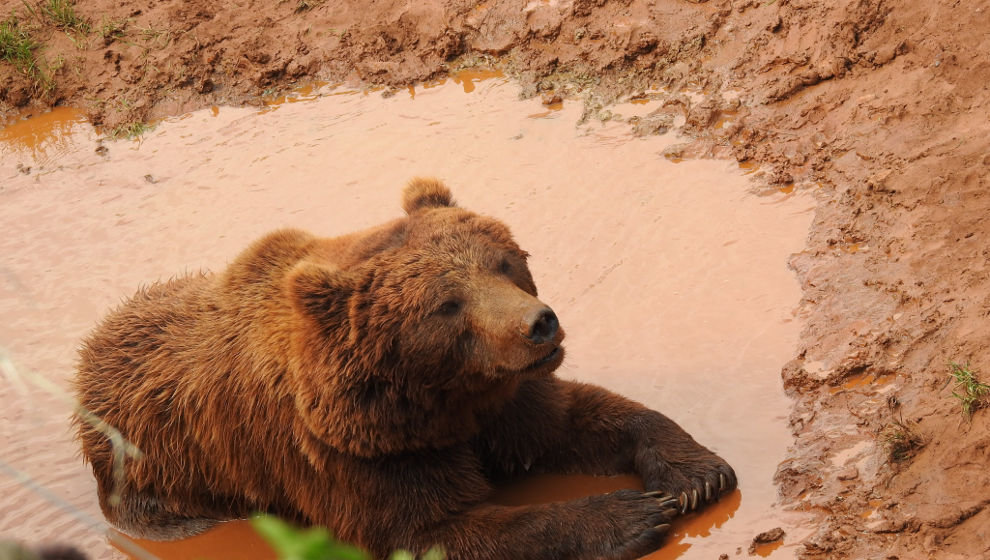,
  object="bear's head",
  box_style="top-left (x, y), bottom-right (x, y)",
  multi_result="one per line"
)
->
top-left (286, 178), bottom-right (565, 456)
